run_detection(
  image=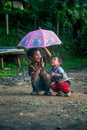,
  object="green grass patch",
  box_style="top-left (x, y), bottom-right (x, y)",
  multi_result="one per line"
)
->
top-left (0, 58), bottom-right (87, 77)
top-left (62, 58), bottom-right (87, 71)
top-left (0, 59), bottom-right (28, 77)
top-left (0, 67), bottom-right (28, 77)
top-left (46, 58), bottom-right (87, 72)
